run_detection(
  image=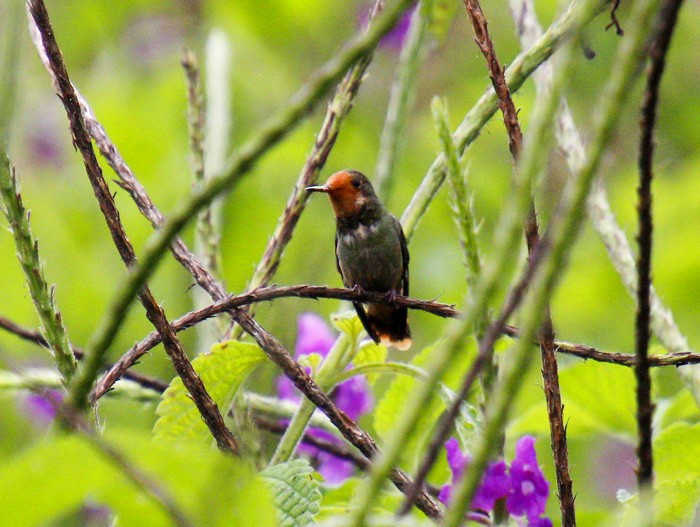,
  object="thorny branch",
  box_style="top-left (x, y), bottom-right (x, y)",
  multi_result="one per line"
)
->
top-left (79, 281), bottom-right (700, 400)
top-left (463, 2), bottom-right (574, 524)
top-left (0, 315), bottom-right (168, 393)
top-left (635, 0), bottom-right (685, 492)
top-left (28, 0), bottom-right (239, 455)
